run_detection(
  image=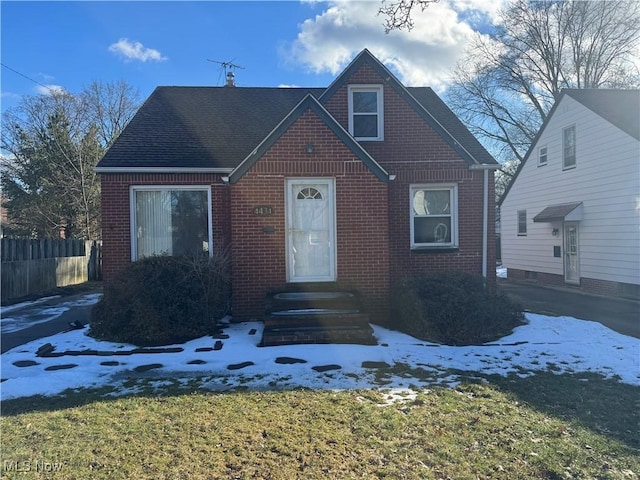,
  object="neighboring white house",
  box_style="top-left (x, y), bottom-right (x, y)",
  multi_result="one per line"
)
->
top-left (499, 89), bottom-right (640, 298)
